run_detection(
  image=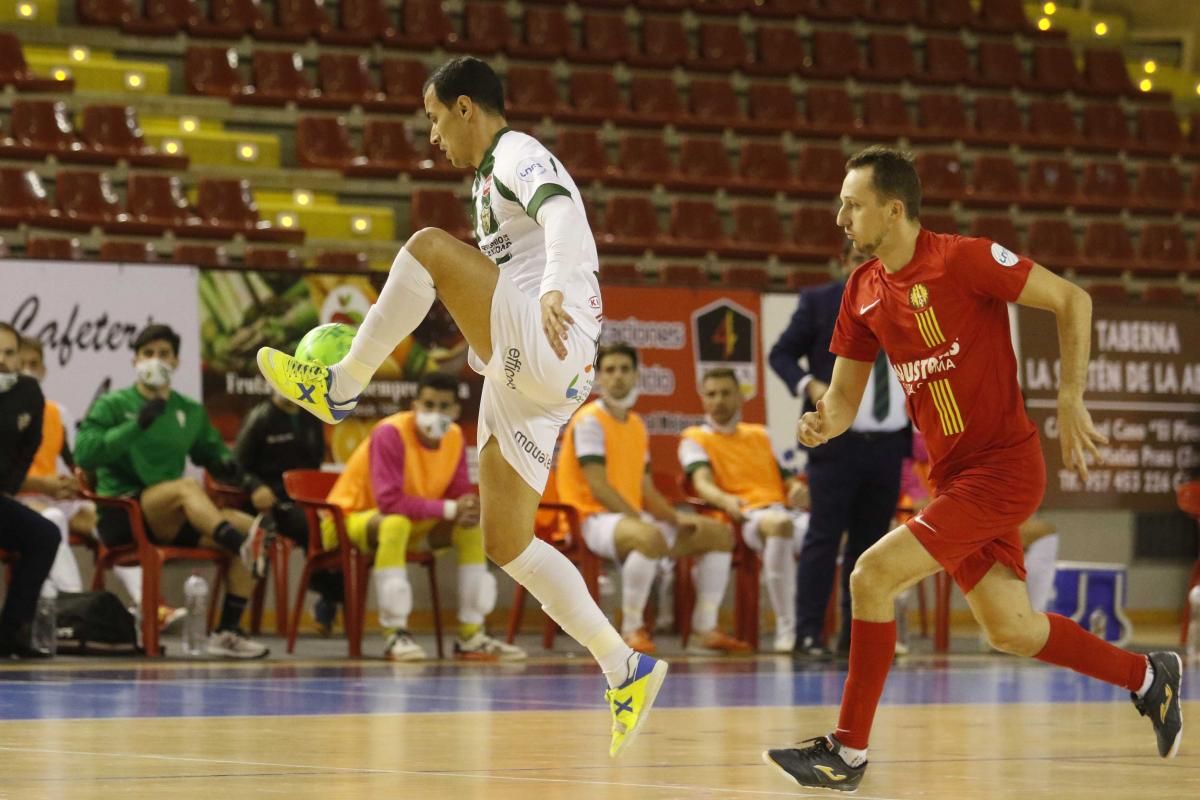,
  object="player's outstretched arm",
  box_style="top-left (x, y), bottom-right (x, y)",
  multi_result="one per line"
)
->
top-left (1015, 264), bottom-right (1108, 479)
top-left (537, 196), bottom-right (590, 360)
top-left (796, 356), bottom-right (871, 447)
